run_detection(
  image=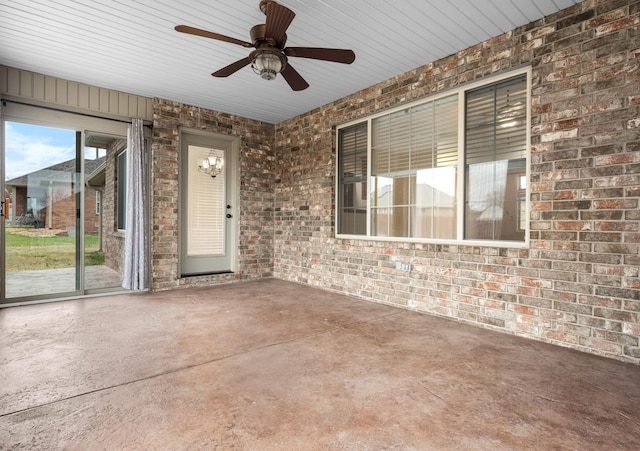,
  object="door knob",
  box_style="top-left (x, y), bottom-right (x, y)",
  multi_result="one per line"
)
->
top-left (226, 213), bottom-right (232, 218)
